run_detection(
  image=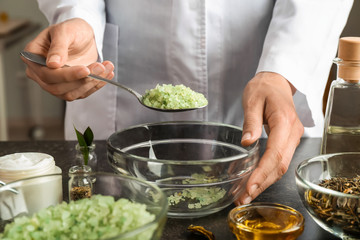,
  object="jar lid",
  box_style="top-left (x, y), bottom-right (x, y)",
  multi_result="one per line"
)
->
top-left (338, 37), bottom-right (360, 61)
top-left (337, 37), bottom-right (360, 82)
top-left (0, 152), bottom-right (56, 183)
